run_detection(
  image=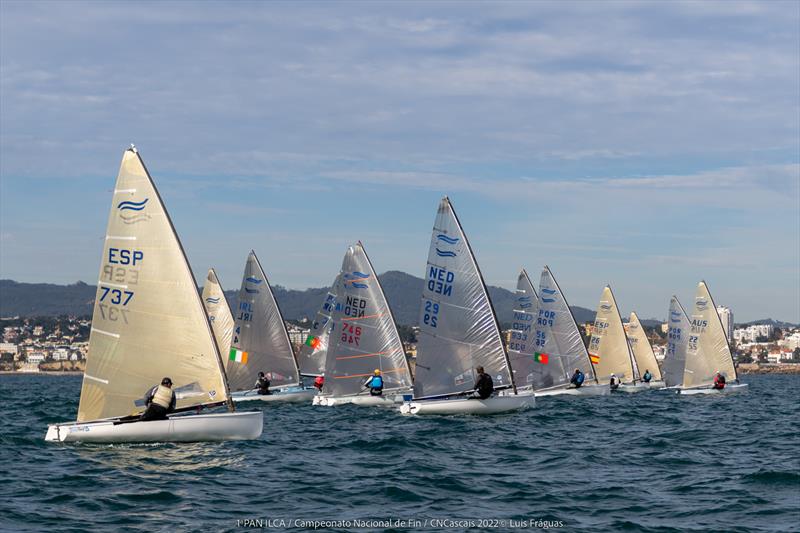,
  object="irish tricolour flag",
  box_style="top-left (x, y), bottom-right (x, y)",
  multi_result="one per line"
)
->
top-left (229, 348), bottom-right (248, 364)
top-left (533, 352), bottom-right (549, 365)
